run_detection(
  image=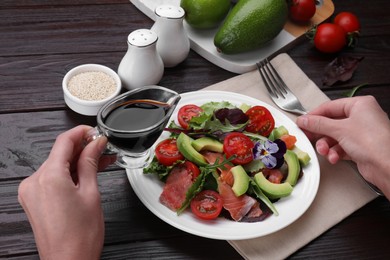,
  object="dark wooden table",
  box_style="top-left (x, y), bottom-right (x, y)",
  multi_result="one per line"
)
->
top-left (1, 0), bottom-right (389, 259)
